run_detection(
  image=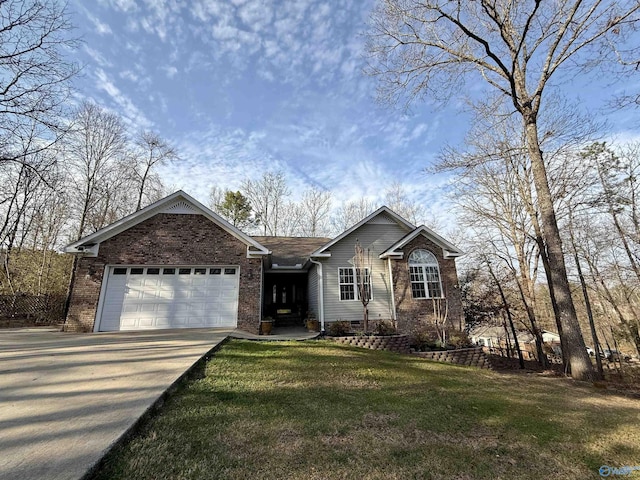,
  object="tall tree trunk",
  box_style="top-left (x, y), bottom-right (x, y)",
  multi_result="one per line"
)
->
top-left (574, 252), bottom-right (604, 378)
top-left (136, 164), bottom-right (151, 212)
top-left (523, 119), bottom-right (597, 381)
top-left (567, 211), bottom-right (604, 378)
top-left (489, 264), bottom-right (524, 369)
top-left (535, 235), bottom-right (568, 368)
top-left (514, 275), bottom-right (548, 368)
